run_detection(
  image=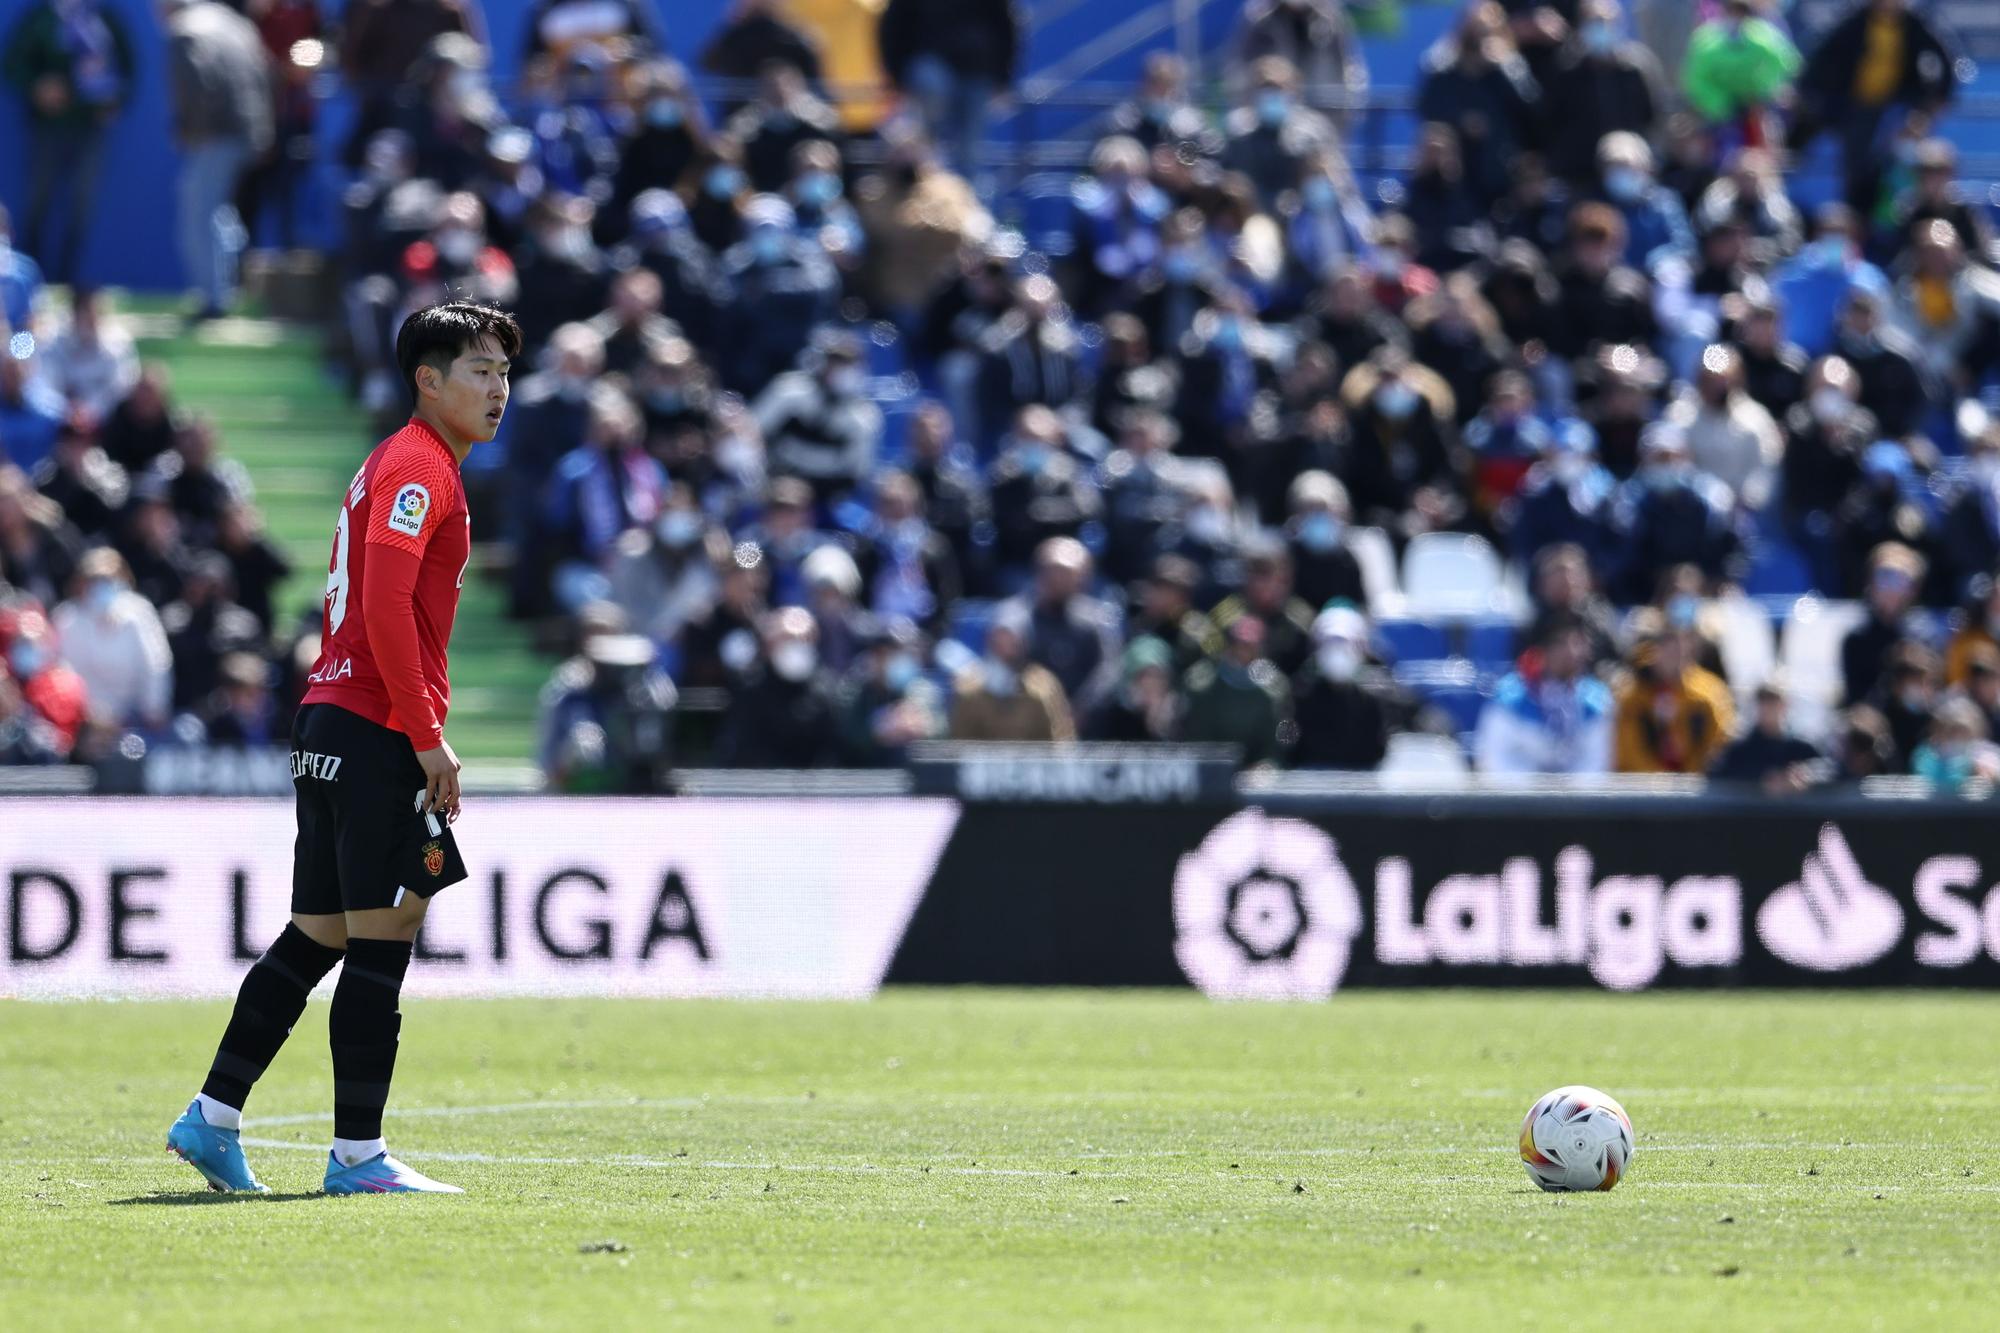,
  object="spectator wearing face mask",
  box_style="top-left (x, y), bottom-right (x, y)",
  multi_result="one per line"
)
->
top-left (1068, 137), bottom-right (1170, 318)
top-left (788, 139), bottom-right (864, 263)
top-left (1779, 355), bottom-right (1868, 565)
top-left (1831, 441), bottom-right (1940, 600)
top-left (1291, 604), bottom-right (1411, 771)
top-left (1283, 470), bottom-right (1364, 612)
top-left (1339, 347), bottom-right (1457, 535)
top-left (30, 421), bottom-right (126, 542)
top-left (679, 547), bottom-right (770, 689)
top-left (1830, 285), bottom-right (1931, 440)
top-left (1772, 205), bottom-right (1889, 359)
top-left (700, 0), bottom-right (822, 93)
top-left (972, 274), bottom-right (1083, 457)
top-left (1161, 469), bottom-right (1246, 608)
top-left (1002, 536), bottom-right (1119, 712)
top-left (1593, 131), bottom-right (1692, 273)
top-left (1731, 295), bottom-right (1808, 422)
top-left (619, 192), bottom-right (729, 354)
top-left (608, 64), bottom-right (708, 233)
top-left (1611, 423), bottom-right (1742, 604)
top-left (855, 471), bottom-right (960, 636)
top-left (901, 400), bottom-right (991, 595)
top-left (1868, 638), bottom-right (1940, 772)
top-left (751, 329), bottom-right (882, 505)
top-left (514, 192), bottom-right (608, 350)
top-left (1083, 635), bottom-right (1182, 744)
top-left (1911, 696), bottom-right (2000, 796)
top-left (717, 195), bottom-right (842, 396)
top-left (1462, 370), bottom-right (1552, 525)
top-left (1221, 55), bottom-right (1340, 211)
top-left (583, 268), bottom-right (682, 378)
top-left (1552, 204), bottom-right (1659, 367)
top-left (0, 603), bottom-right (87, 759)
top-left (717, 605), bottom-right (841, 766)
top-left (1892, 138), bottom-right (1993, 268)
top-left (541, 386), bottom-right (669, 611)
top-left (1540, 0), bottom-right (1666, 186)
top-left (37, 289), bottom-right (138, 426)
top-left (606, 484), bottom-right (720, 645)
top-left (1842, 541), bottom-right (1930, 706)
top-left (158, 550), bottom-right (261, 713)
top-left (1693, 148), bottom-right (1803, 265)
top-left (949, 605), bottom-right (1074, 742)
top-left (1891, 220), bottom-right (2000, 393)
top-left (801, 543), bottom-right (871, 675)
top-left (1228, 0), bottom-right (1366, 115)
top-left (1666, 343), bottom-right (1781, 511)
top-left (1509, 419), bottom-right (1618, 572)
top-left (1304, 264), bottom-right (1407, 376)
top-left (852, 125), bottom-right (991, 324)
top-left (51, 545), bottom-right (171, 730)
top-left (877, 0), bottom-right (1021, 177)
top-left (1403, 123), bottom-right (1488, 275)
top-left (837, 614), bottom-right (943, 766)
top-left (1211, 538), bottom-right (1318, 678)
top-left (740, 475), bottom-right (832, 609)
top-left (0, 465), bottom-right (83, 609)
top-left (1181, 614), bottom-right (1291, 769)
top-left (987, 405), bottom-right (1100, 579)
top-left (1104, 52), bottom-right (1221, 159)
top-left (727, 60), bottom-right (842, 196)
top-left (1173, 299), bottom-right (1285, 472)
